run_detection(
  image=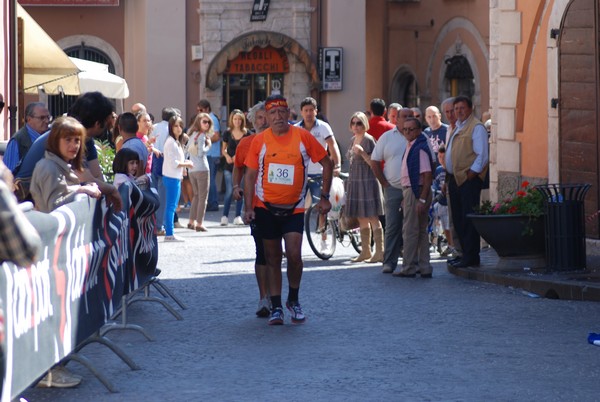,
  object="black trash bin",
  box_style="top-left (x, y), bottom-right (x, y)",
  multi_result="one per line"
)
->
top-left (536, 184), bottom-right (591, 271)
